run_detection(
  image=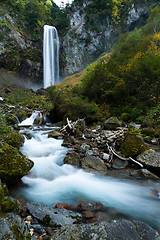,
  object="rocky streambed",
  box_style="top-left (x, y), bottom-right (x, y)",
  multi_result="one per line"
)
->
top-left (1, 105), bottom-right (160, 239)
